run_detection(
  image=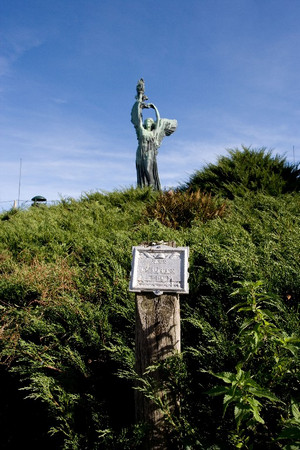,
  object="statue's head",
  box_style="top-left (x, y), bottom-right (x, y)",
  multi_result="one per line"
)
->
top-left (144, 118), bottom-right (155, 131)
